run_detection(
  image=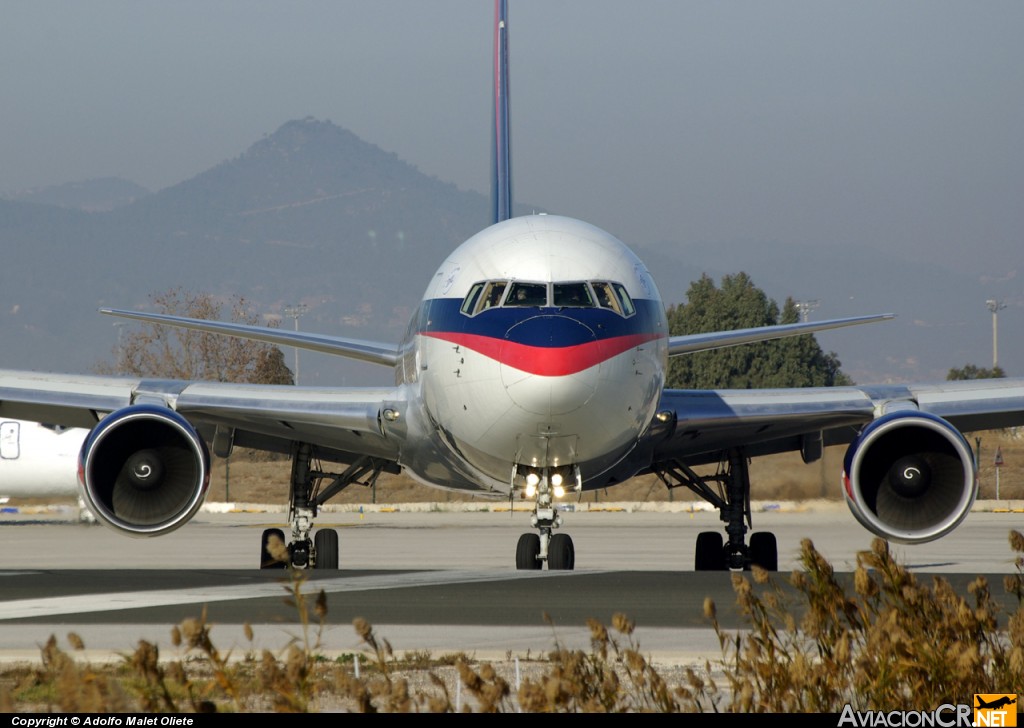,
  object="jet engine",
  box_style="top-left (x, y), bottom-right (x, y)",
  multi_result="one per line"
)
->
top-left (78, 405), bottom-right (210, 536)
top-left (842, 412), bottom-right (976, 544)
